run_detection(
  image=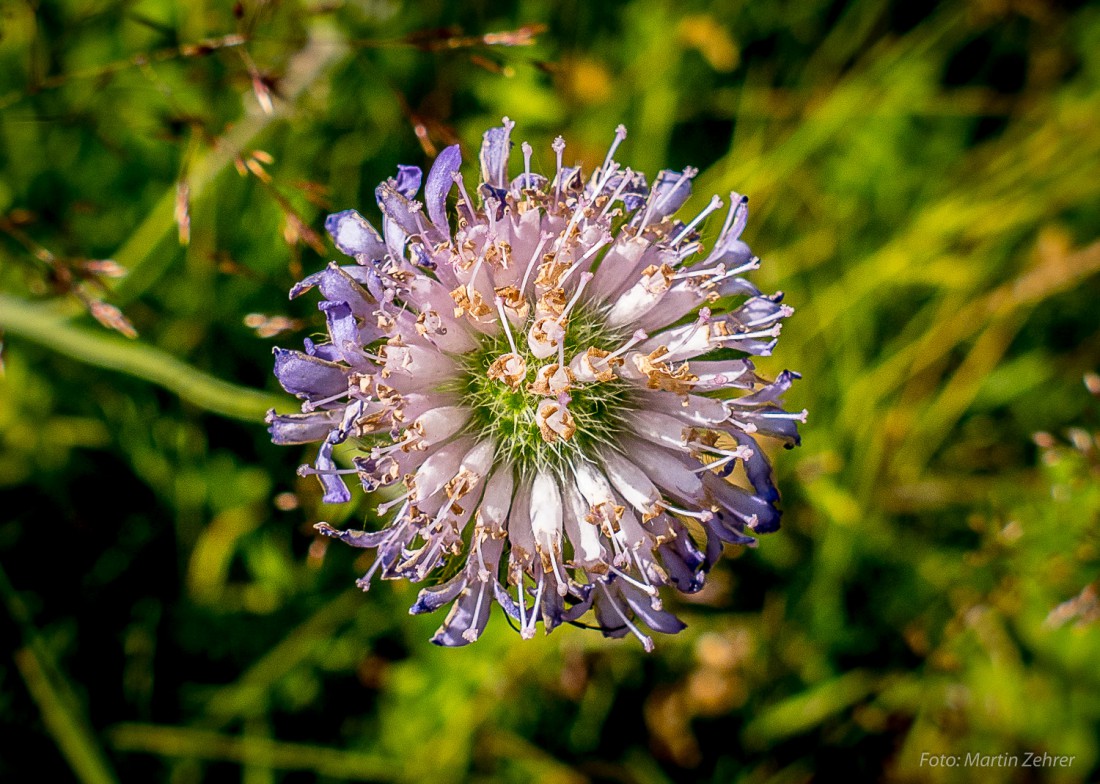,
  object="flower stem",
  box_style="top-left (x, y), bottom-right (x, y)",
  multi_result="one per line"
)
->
top-left (0, 294), bottom-right (281, 422)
